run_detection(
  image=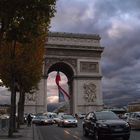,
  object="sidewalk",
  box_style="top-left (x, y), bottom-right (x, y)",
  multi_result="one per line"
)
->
top-left (0, 125), bottom-right (33, 140)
